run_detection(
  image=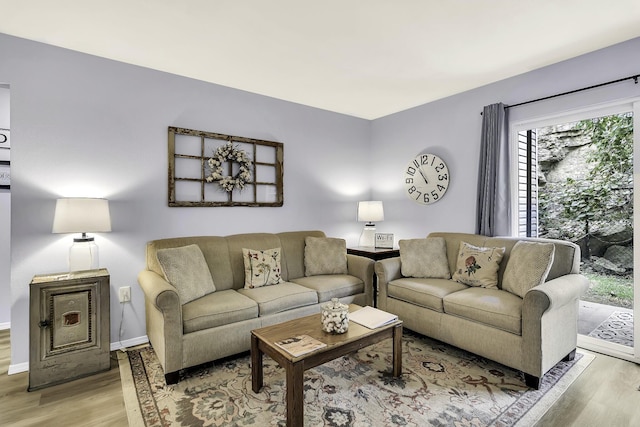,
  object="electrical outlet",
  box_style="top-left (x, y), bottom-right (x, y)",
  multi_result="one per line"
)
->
top-left (119, 286), bottom-right (131, 303)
